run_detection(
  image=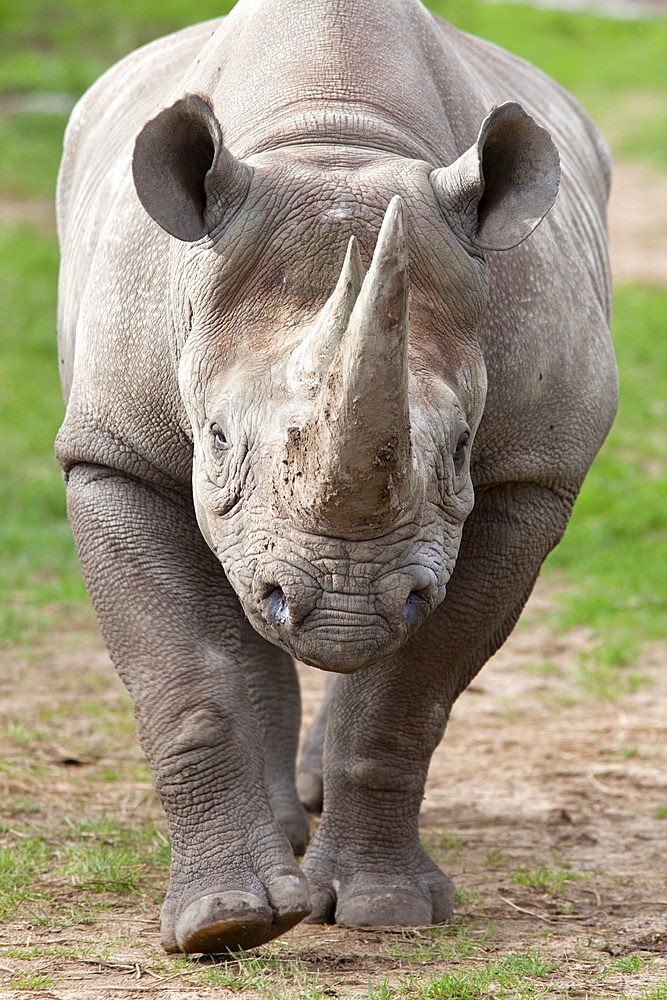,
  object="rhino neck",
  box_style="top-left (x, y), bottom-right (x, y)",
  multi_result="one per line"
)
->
top-left (176, 0), bottom-right (461, 162)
